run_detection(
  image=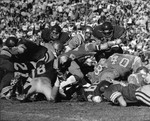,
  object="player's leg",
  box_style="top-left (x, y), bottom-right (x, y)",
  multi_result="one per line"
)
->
top-left (38, 77), bottom-right (54, 101)
top-left (0, 58), bottom-right (14, 72)
top-left (51, 77), bottom-right (60, 101)
top-left (60, 74), bottom-right (85, 98)
top-left (60, 75), bottom-right (76, 89)
top-left (132, 56), bottom-right (143, 73)
top-left (69, 61), bottom-right (90, 86)
top-left (42, 85), bottom-right (53, 101)
top-left (117, 95), bottom-right (127, 107)
top-left (22, 77), bottom-right (37, 100)
top-left (68, 61), bottom-right (84, 79)
top-left (103, 84), bottom-right (123, 104)
top-left (0, 72), bottom-right (14, 92)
